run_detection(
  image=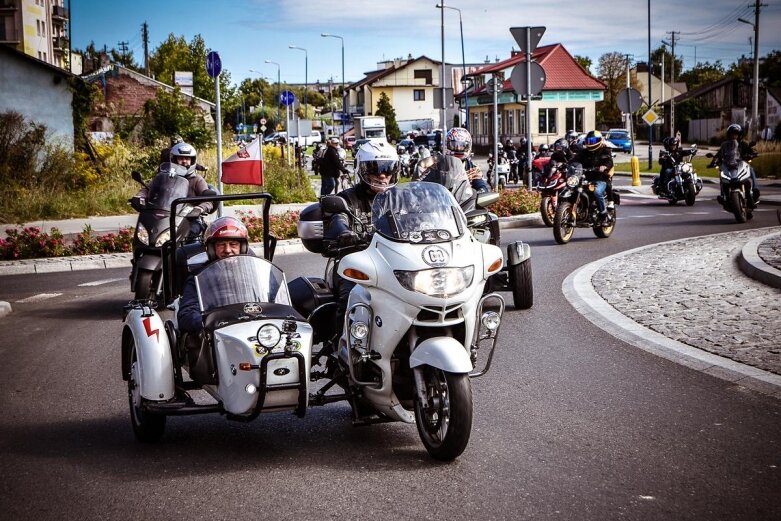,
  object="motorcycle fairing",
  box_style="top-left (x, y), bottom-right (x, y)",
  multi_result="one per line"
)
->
top-left (122, 307), bottom-right (175, 401)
